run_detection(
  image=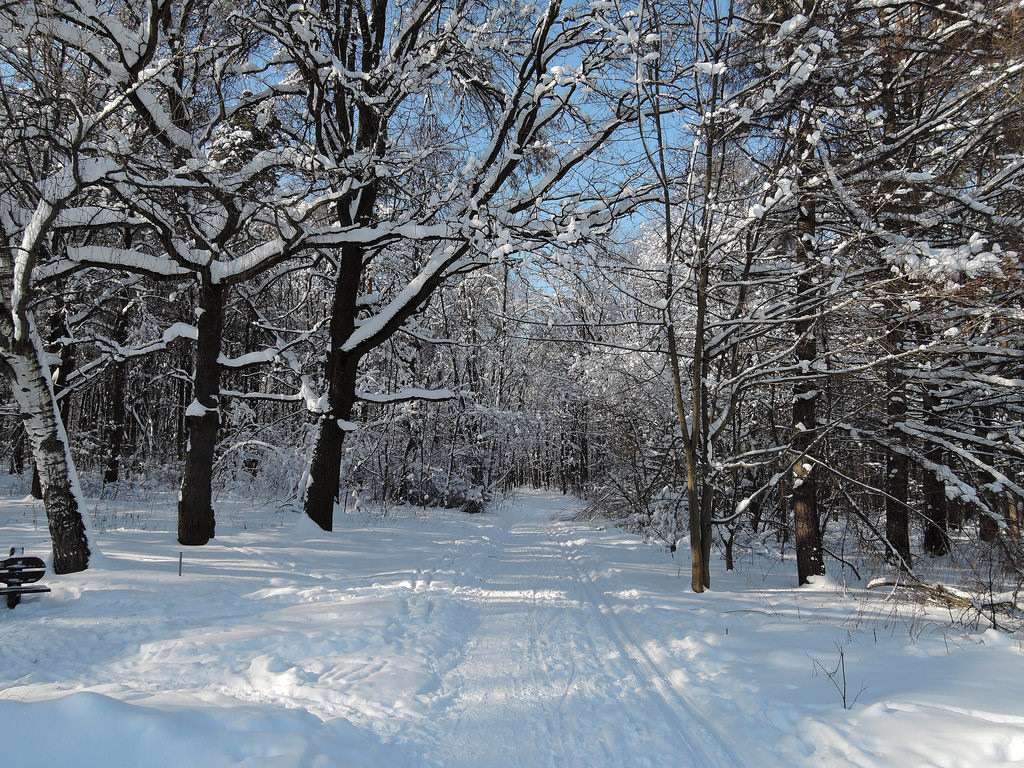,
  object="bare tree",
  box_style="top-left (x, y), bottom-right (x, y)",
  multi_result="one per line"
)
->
top-left (258, 0), bottom-right (644, 530)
